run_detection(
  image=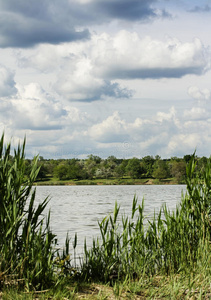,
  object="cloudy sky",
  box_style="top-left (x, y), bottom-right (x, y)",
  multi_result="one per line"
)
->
top-left (0, 0), bottom-right (211, 159)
